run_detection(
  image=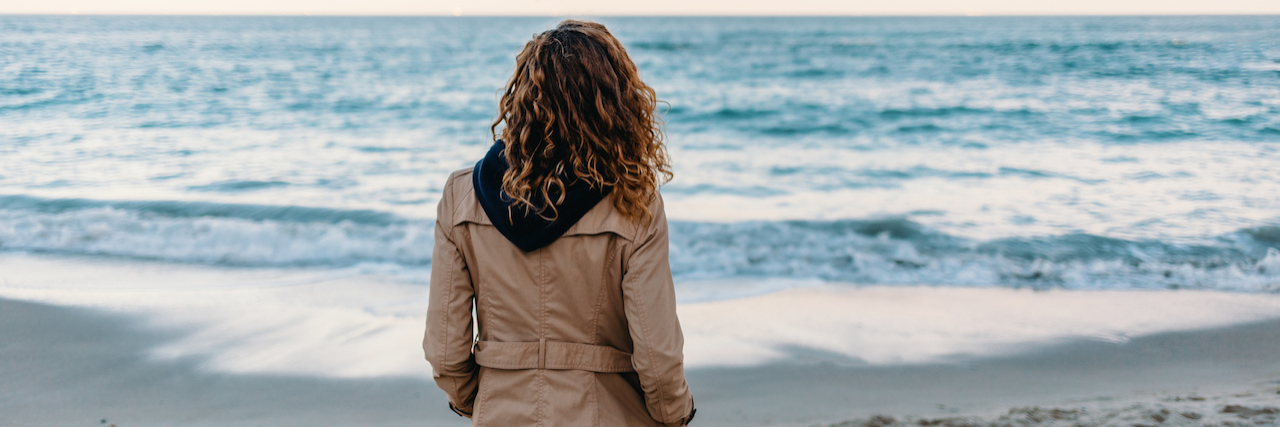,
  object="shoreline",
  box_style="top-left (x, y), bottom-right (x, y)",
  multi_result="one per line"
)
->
top-left (3, 297), bottom-right (1279, 426)
top-left (688, 317), bottom-right (1280, 426)
top-left (0, 297), bottom-right (469, 427)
